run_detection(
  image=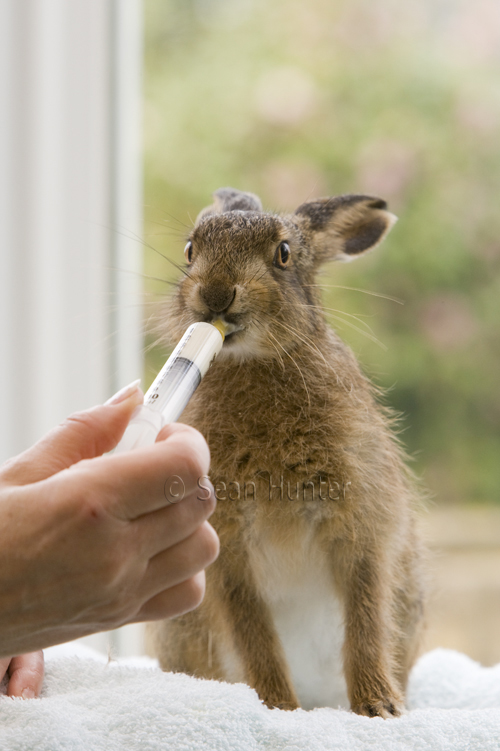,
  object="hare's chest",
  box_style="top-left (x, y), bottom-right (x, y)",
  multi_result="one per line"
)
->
top-left (249, 531), bottom-right (348, 710)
